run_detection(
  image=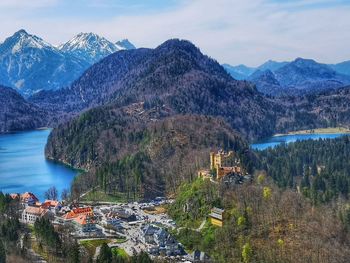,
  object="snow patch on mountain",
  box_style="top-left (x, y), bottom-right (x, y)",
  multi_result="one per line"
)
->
top-left (59, 33), bottom-right (136, 64)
